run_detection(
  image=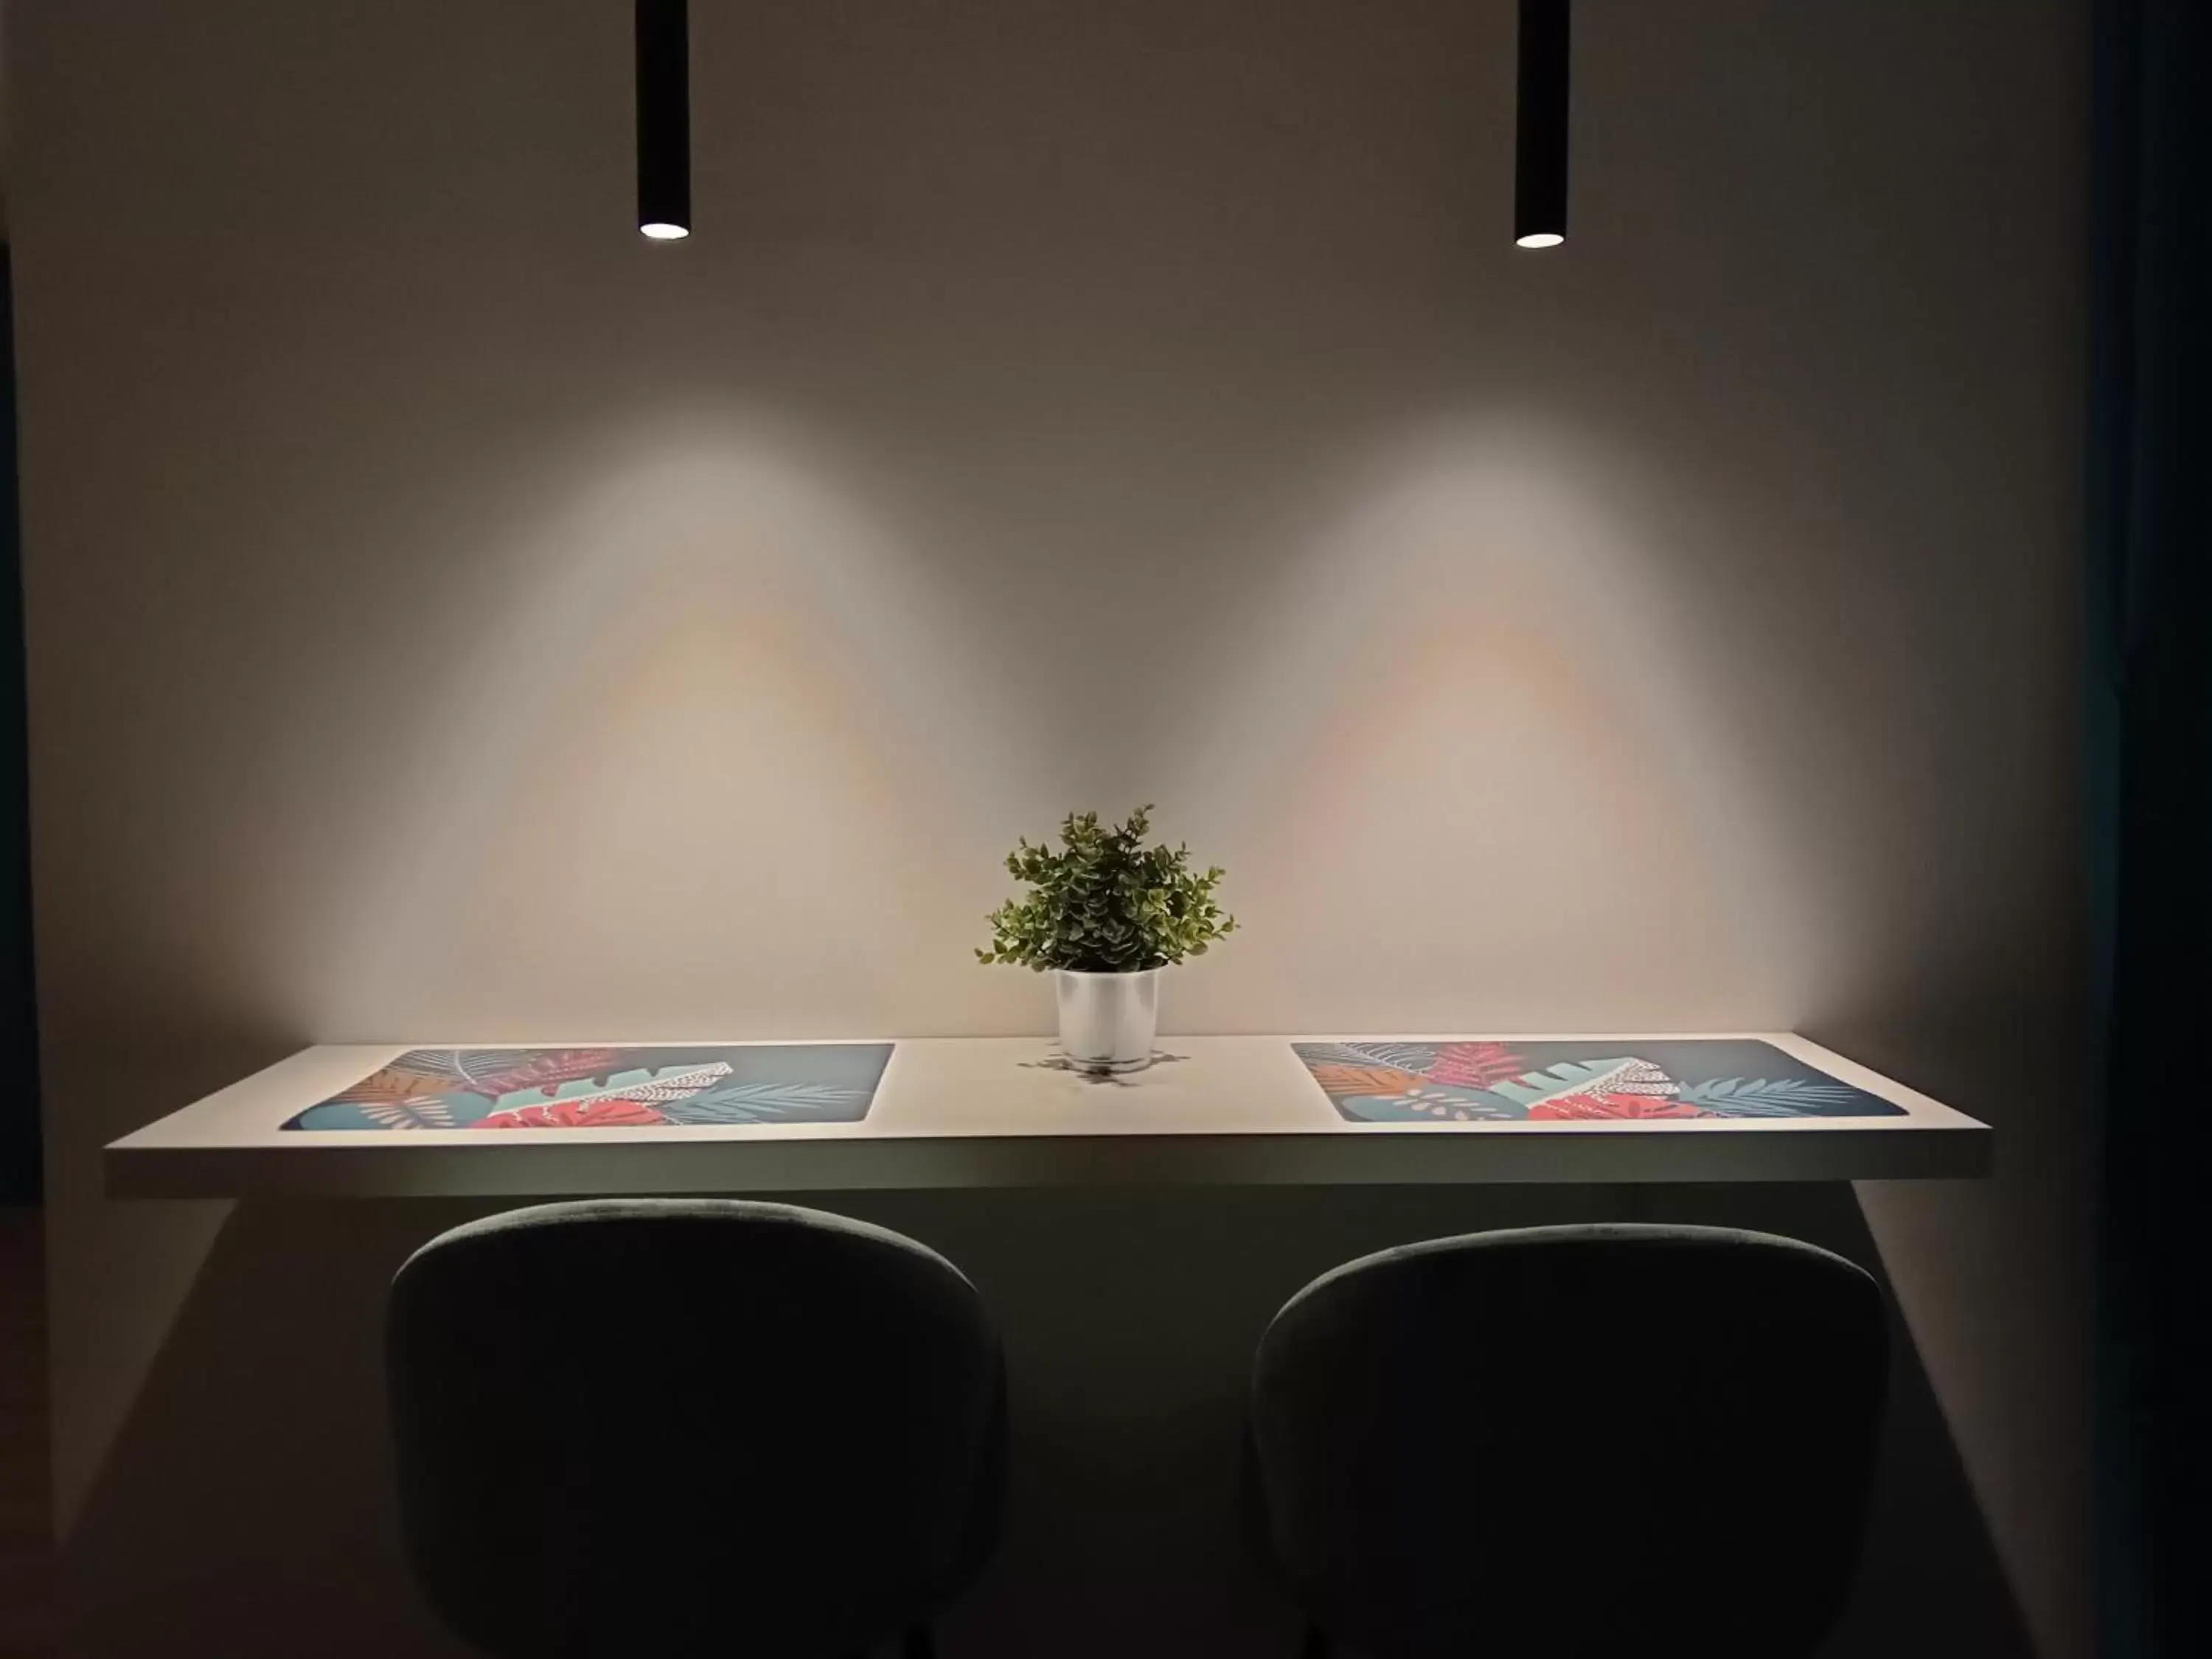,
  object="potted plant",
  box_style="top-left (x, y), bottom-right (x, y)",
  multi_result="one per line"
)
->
top-left (978, 805), bottom-right (1237, 1074)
